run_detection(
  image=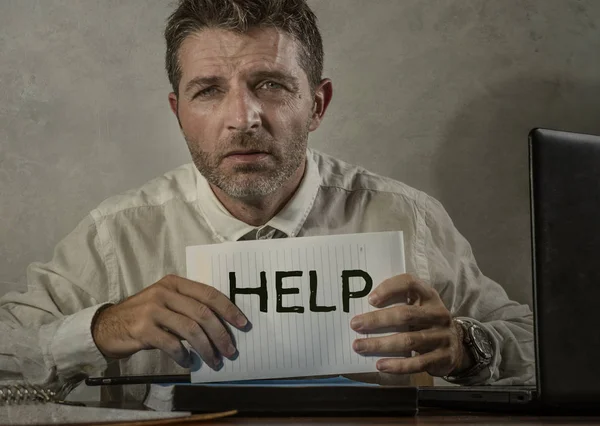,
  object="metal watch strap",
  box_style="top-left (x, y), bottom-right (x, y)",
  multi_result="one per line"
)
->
top-left (443, 318), bottom-right (492, 382)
